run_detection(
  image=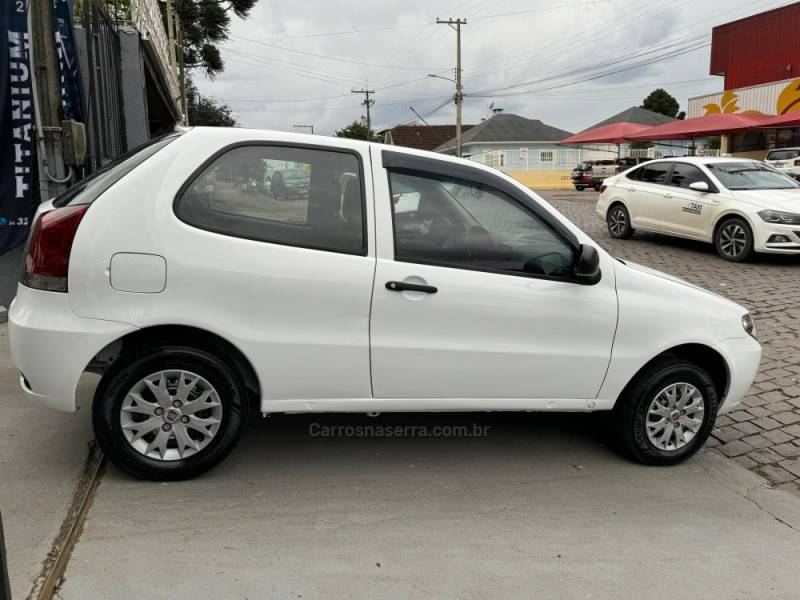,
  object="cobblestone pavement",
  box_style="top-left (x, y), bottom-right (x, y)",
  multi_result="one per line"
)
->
top-left (537, 189), bottom-right (800, 493)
